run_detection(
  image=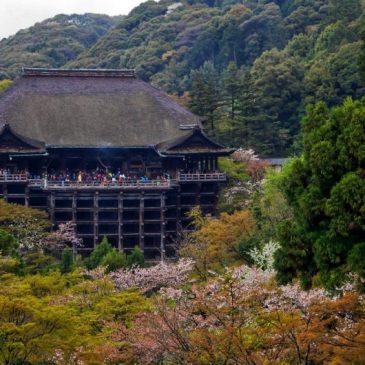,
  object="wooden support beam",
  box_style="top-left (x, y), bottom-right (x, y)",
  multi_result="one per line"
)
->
top-left (3, 183), bottom-right (7, 202)
top-left (196, 182), bottom-right (201, 206)
top-left (160, 192), bottom-right (166, 262)
top-left (139, 192), bottom-right (144, 252)
top-left (24, 185), bottom-right (30, 207)
top-left (48, 192), bottom-right (55, 225)
top-left (93, 192), bottom-right (99, 248)
top-left (72, 192), bottom-right (77, 255)
top-left (176, 187), bottom-right (181, 230)
top-left (72, 192), bottom-right (77, 222)
top-left (118, 192), bottom-right (123, 251)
